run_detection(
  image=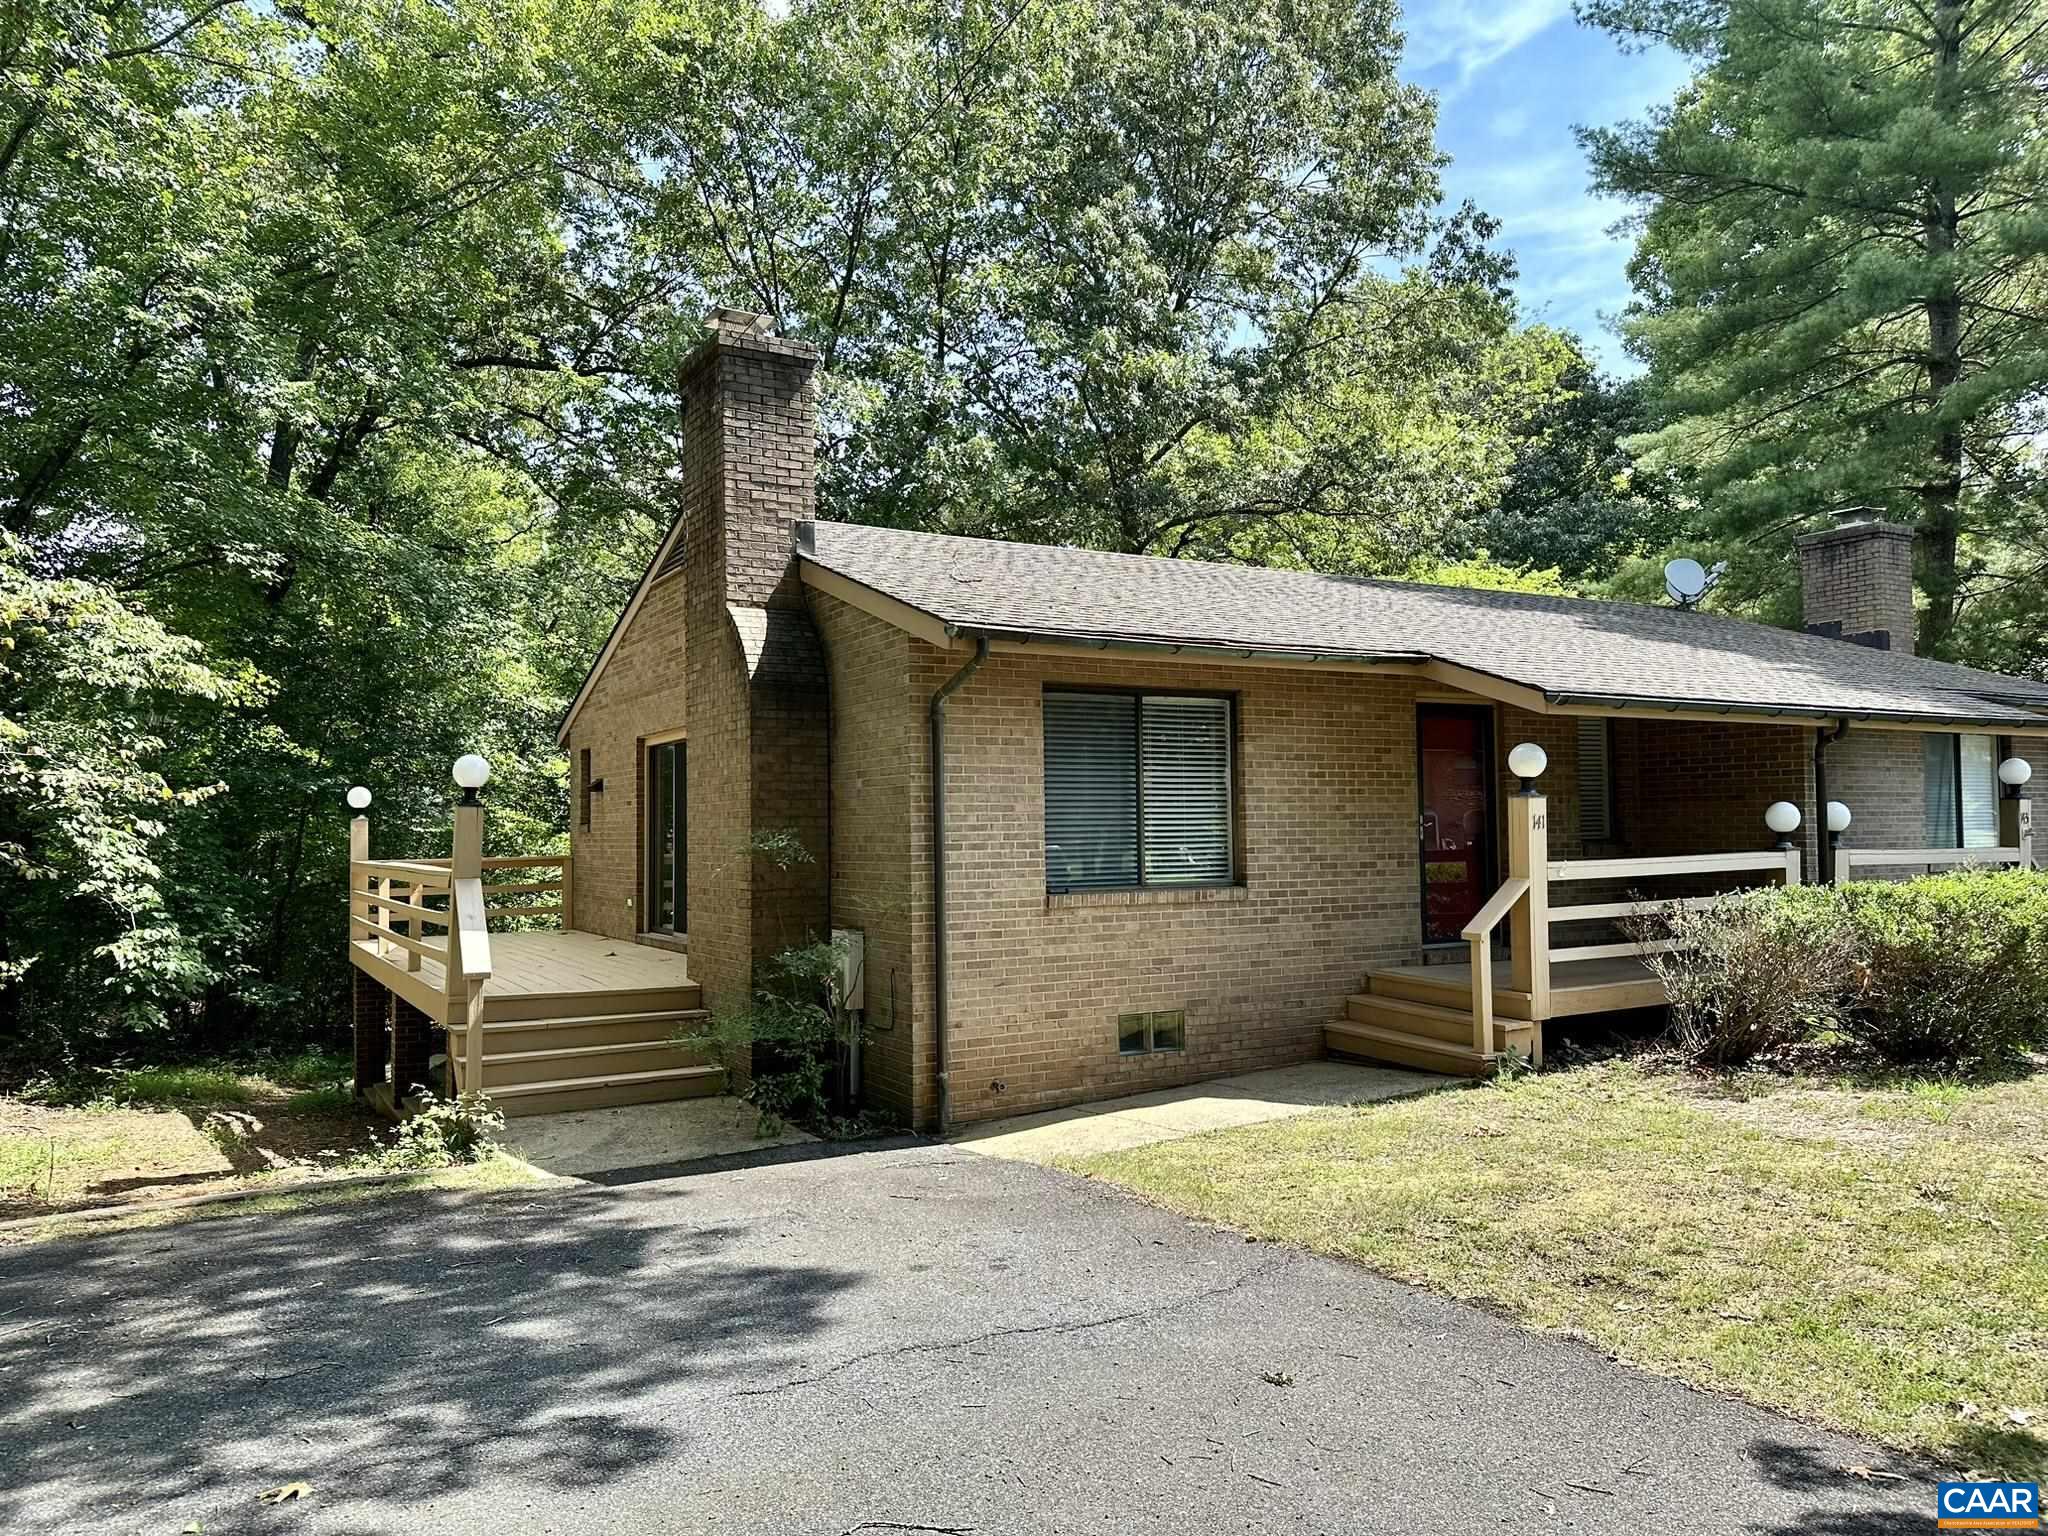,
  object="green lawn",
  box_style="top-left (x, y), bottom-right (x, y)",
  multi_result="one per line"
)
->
top-left (1071, 1061), bottom-right (2048, 1478)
